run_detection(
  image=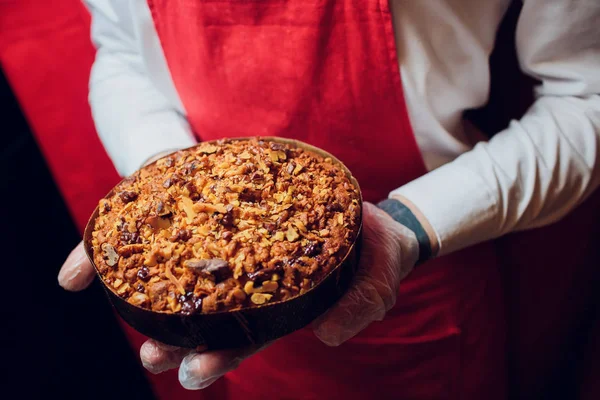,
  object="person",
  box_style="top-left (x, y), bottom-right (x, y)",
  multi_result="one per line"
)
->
top-left (57, 0), bottom-right (600, 398)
